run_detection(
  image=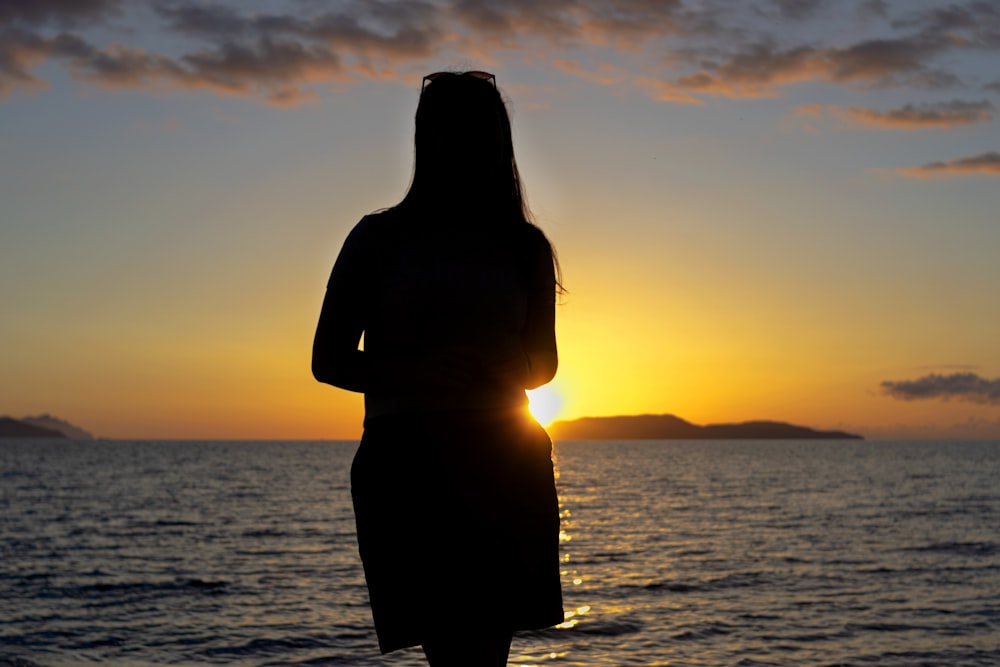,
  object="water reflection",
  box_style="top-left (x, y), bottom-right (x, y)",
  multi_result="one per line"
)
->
top-left (3, 439), bottom-right (997, 667)
top-left (556, 604), bottom-right (592, 630)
